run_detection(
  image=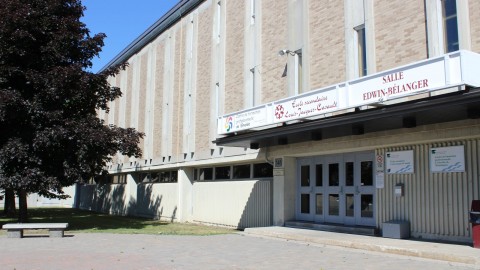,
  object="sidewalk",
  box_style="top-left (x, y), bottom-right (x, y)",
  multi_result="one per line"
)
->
top-left (243, 226), bottom-right (480, 267)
